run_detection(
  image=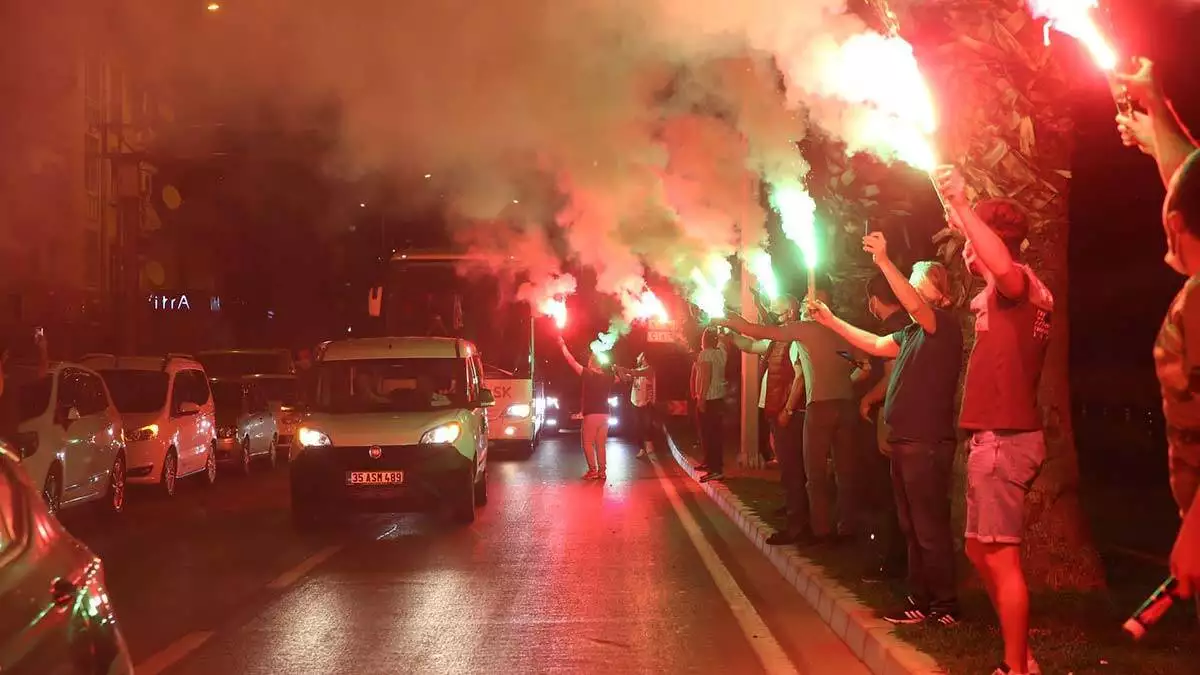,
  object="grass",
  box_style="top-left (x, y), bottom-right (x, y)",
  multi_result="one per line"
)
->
top-left (663, 418), bottom-right (1198, 675)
